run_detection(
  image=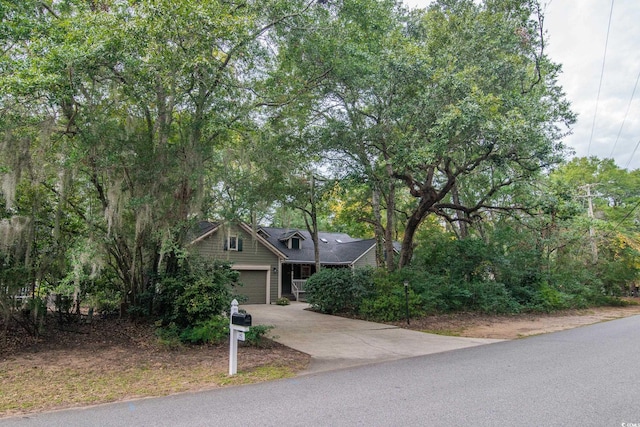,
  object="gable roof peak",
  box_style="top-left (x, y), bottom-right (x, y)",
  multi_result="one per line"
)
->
top-left (277, 230), bottom-right (306, 241)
